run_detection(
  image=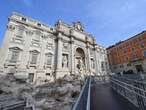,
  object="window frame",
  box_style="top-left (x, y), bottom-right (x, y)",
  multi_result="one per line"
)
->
top-left (45, 53), bottom-right (53, 66)
top-left (30, 50), bottom-right (39, 65)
